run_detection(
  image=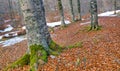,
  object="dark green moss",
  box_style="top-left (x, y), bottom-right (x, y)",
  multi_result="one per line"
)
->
top-left (83, 25), bottom-right (102, 31)
top-left (30, 44), bottom-right (47, 71)
top-left (4, 54), bottom-right (30, 71)
top-left (49, 40), bottom-right (62, 53)
top-left (48, 40), bottom-right (63, 56)
top-left (4, 41), bottom-right (62, 71)
top-left (30, 44), bottom-right (48, 62)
